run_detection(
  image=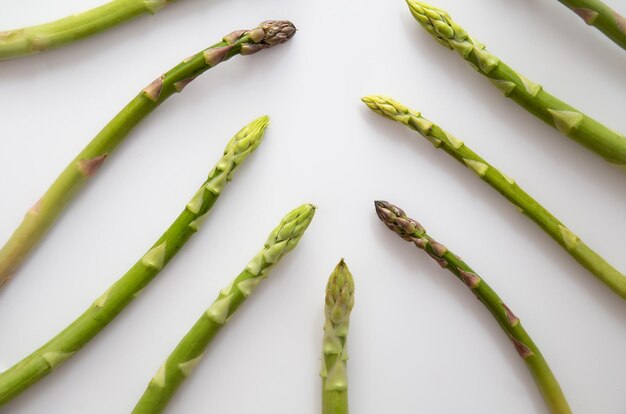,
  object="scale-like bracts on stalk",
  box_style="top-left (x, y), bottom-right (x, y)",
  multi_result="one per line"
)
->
top-left (0, 116), bottom-right (269, 406)
top-left (375, 201), bottom-right (572, 414)
top-left (1, 0), bottom-right (168, 59)
top-left (131, 203), bottom-right (316, 414)
top-left (321, 260), bottom-right (354, 414)
top-left (405, 0), bottom-right (626, 167)
top-left (555, 0), bottom-right (626, 50)
top-left (0, 21), bottom-right (296, 289)
top-left (363, 95), bottom-right (626, 299)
